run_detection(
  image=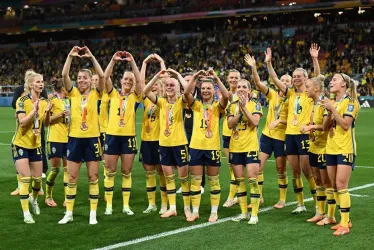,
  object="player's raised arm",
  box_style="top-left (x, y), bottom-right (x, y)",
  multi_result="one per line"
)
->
top-left (245, 54), bottom-right (268, 95)
top-left (143, 70), bottom-right (166, 104)
top-left (79, 46), bottom-right (105, 93)
top-left (208, 69), bottom-right (229, 110)
top-left (310, 43), bottom-right (321, 77)
top-left (62, 46), bottom-right (81, 91)
top-left (265, 48), bottom-right (286, 95)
